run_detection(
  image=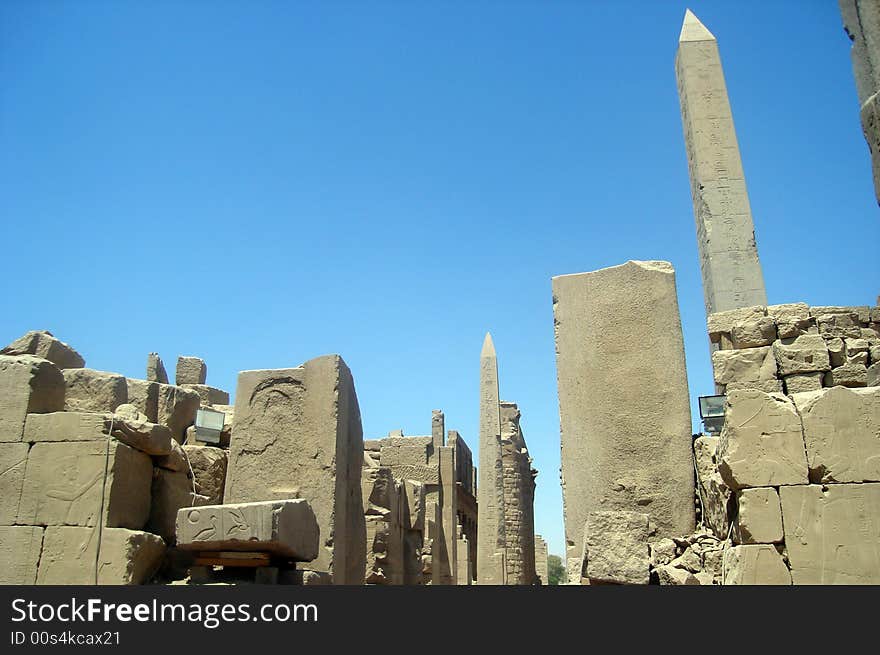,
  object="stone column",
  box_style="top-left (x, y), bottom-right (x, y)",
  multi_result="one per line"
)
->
top-left (500, 401), bottom-right (537, 585)
top-left (431, 409), bottom-right (445, 452)
top-left (675, 10), bottom-right (767, 316)
top-left (477, 333), bottom-right (506, 584)
top-left (535, 535), bottom-right (549, 585)
top-left (437, 445), bottom-right (458, 585)
top-left (840, 0), bottom-right (880, 206)
top-left (224, 354), bottom-right (366, 584)
top-left (552, 261), bottom-right (695, 570)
